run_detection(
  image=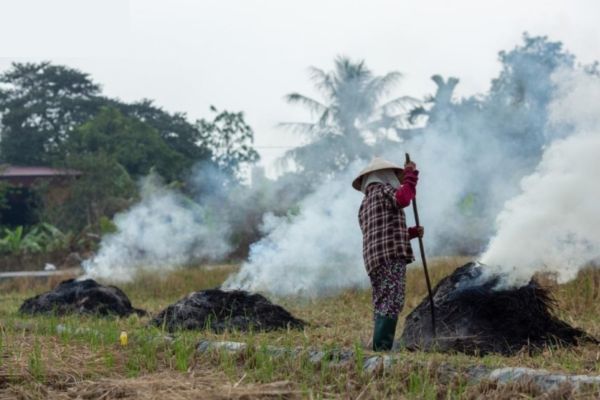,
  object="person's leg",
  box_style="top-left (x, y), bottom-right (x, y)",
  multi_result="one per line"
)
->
top-left (369, 261), bottom-right (407, 351)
